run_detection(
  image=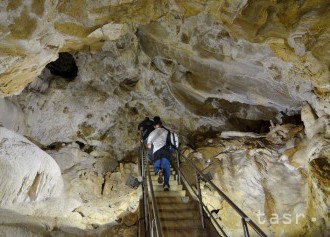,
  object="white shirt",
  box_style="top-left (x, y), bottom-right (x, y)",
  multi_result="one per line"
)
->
top-left (147, 127), bottom-right (168, 153)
